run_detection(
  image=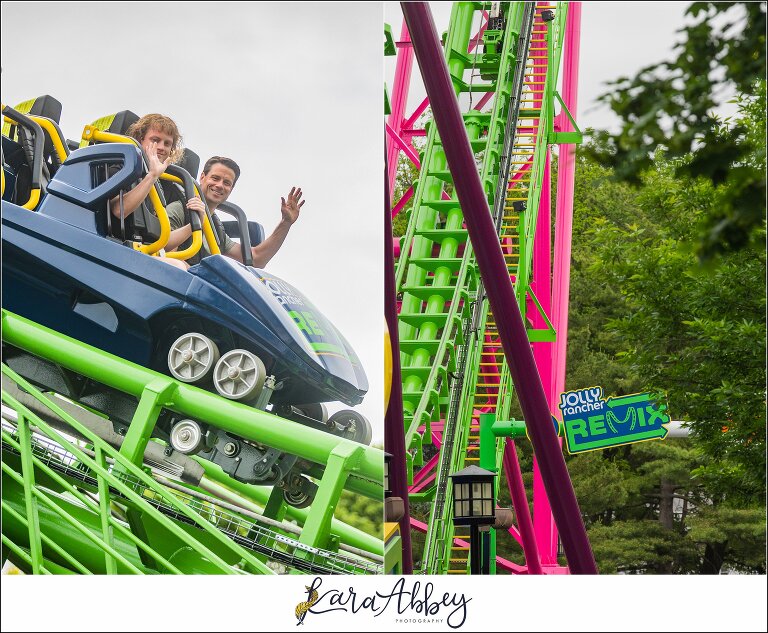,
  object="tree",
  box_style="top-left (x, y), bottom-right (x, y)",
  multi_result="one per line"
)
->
top-left (589, 2), bottom-right (766, 259)
top-left (561, 80), bottom-right (765, 572)
top-left (588, 166), bottom-right (766, 504)
top-left (334, 489), bottom-right (383, 539)
top-left (390, 109), bottom-right (431, 238)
